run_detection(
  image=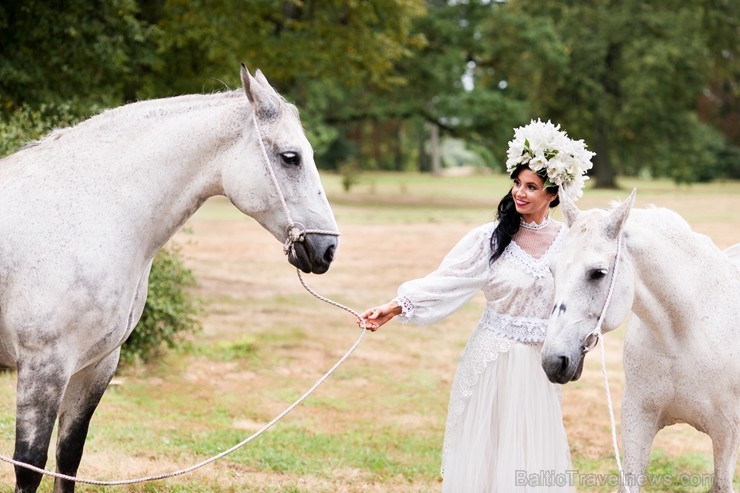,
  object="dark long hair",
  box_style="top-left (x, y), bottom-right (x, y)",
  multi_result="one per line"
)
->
top-left (490, 164), bottom-right (559, 263)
